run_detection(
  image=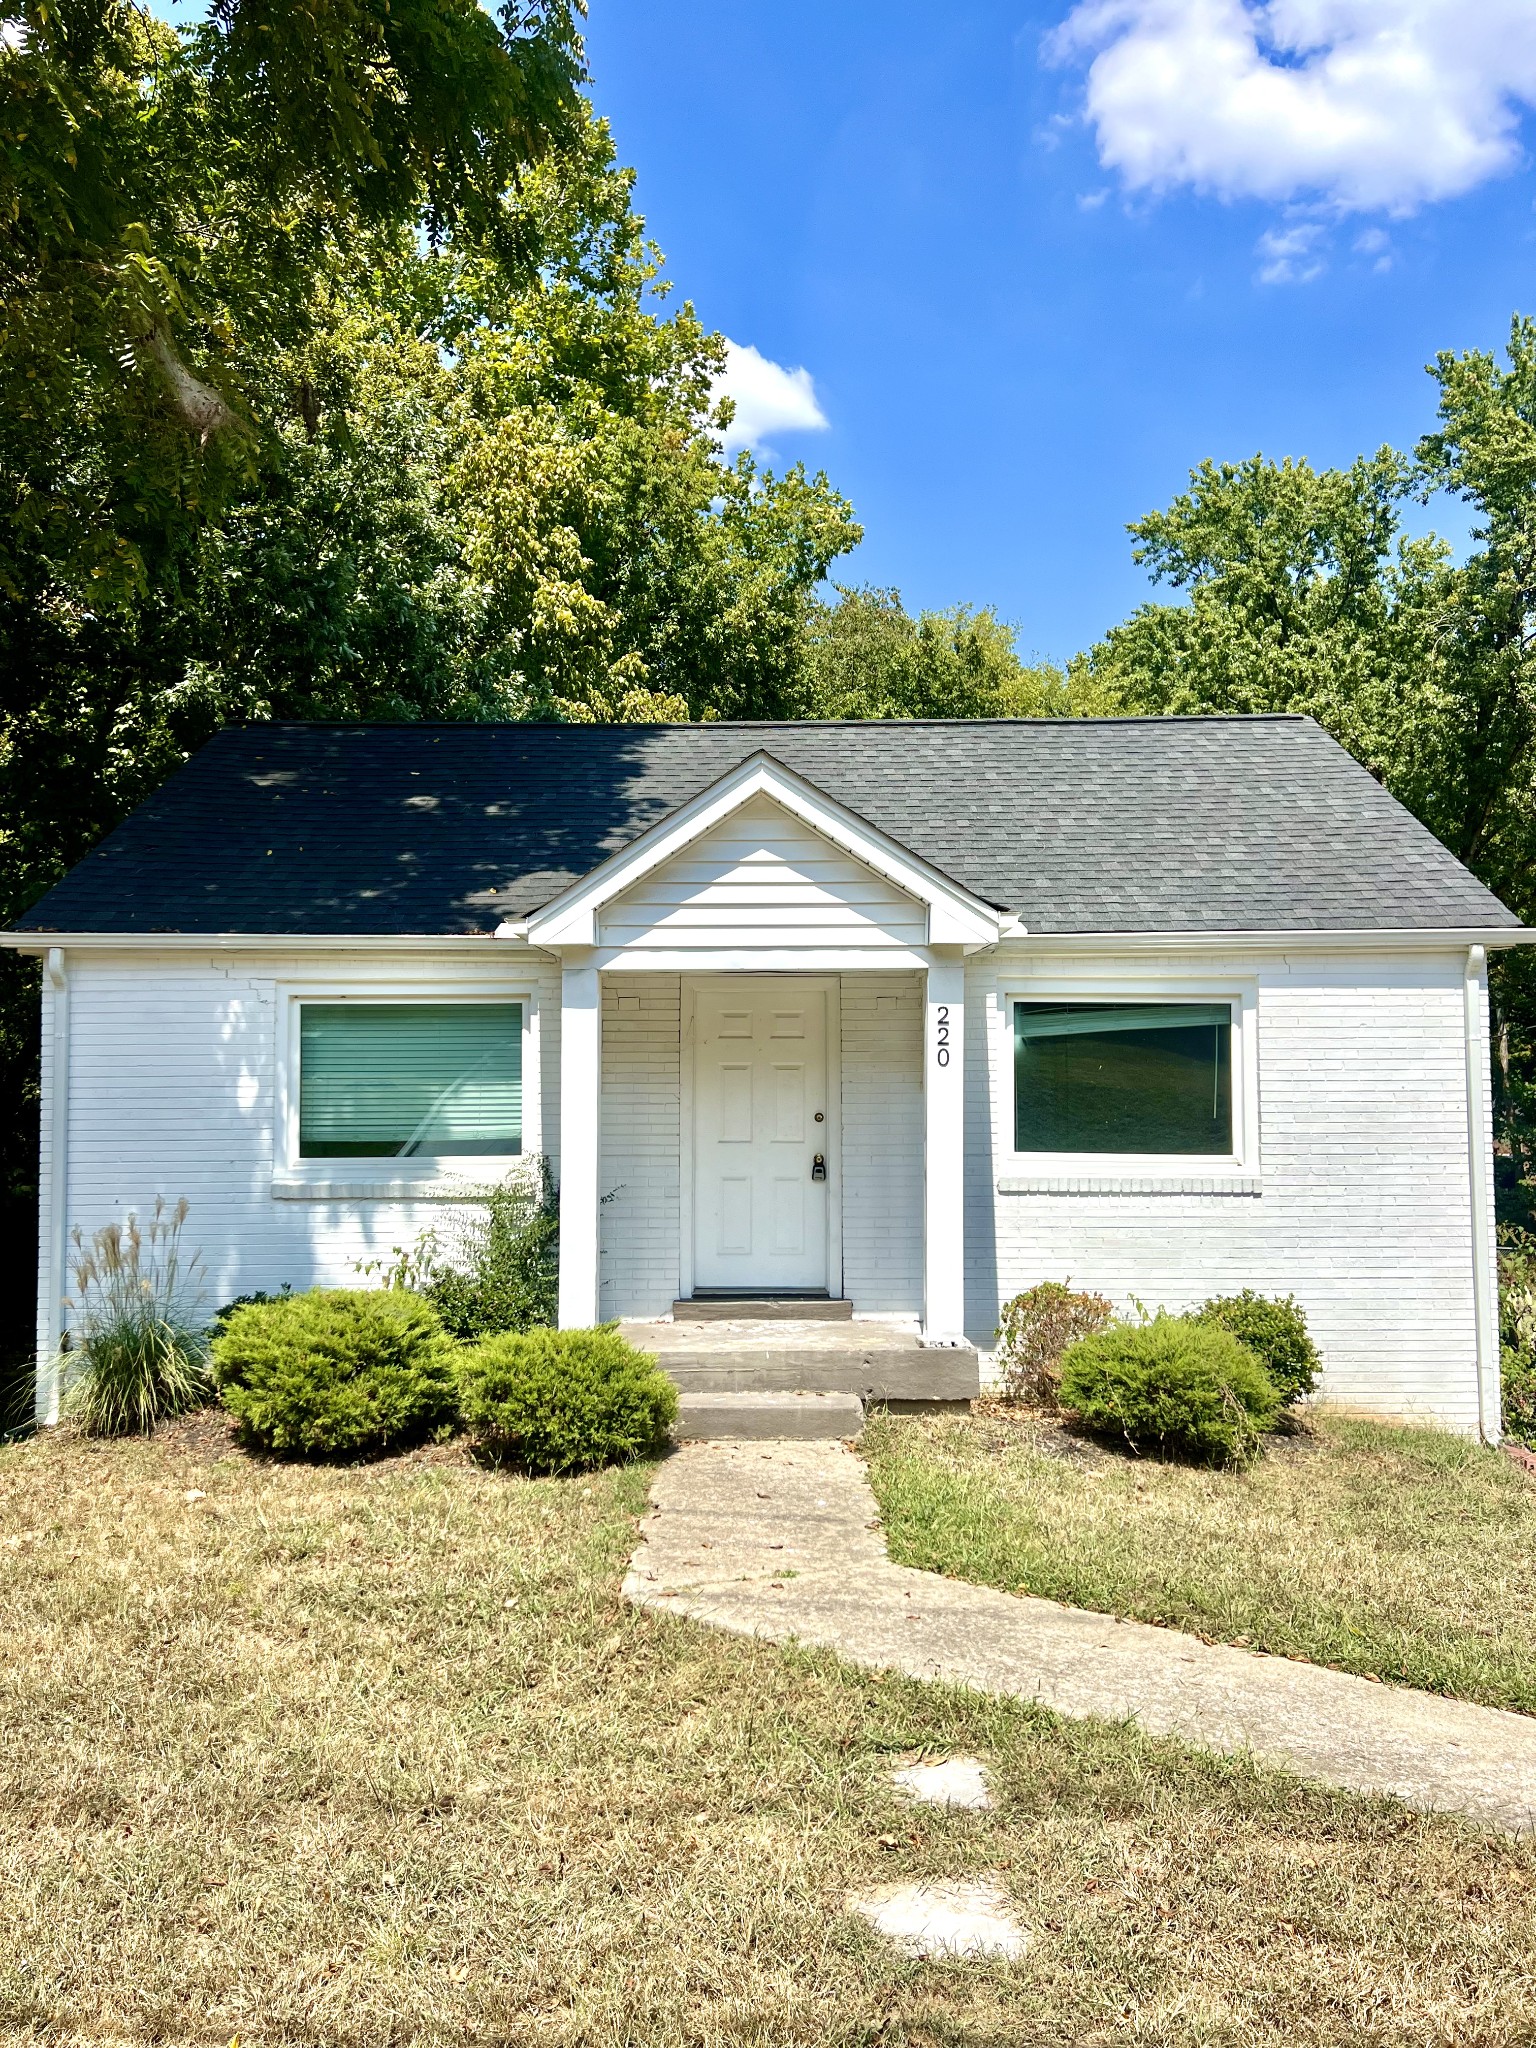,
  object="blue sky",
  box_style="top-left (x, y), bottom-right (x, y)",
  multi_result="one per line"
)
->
top-left (582, 0), bottom-right (1536, 662)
